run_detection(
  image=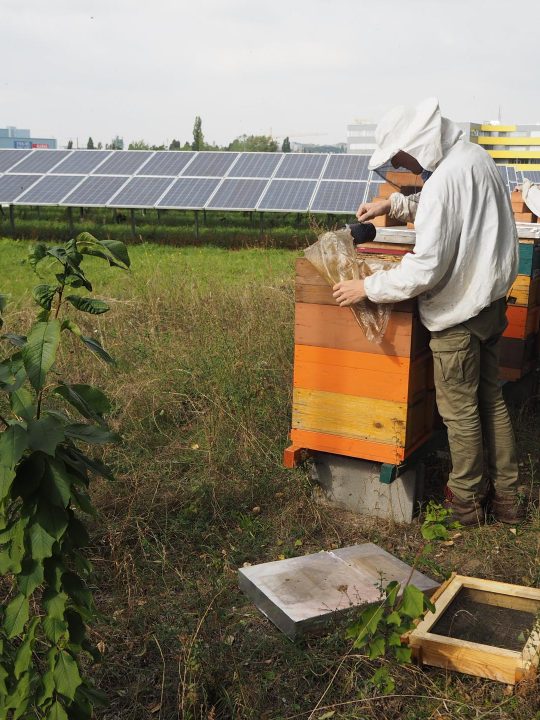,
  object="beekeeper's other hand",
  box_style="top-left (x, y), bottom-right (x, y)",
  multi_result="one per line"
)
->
top-left (356, 199), bottom-right (390, 222)
top-left (333, 279), bottom-right (366, 306)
